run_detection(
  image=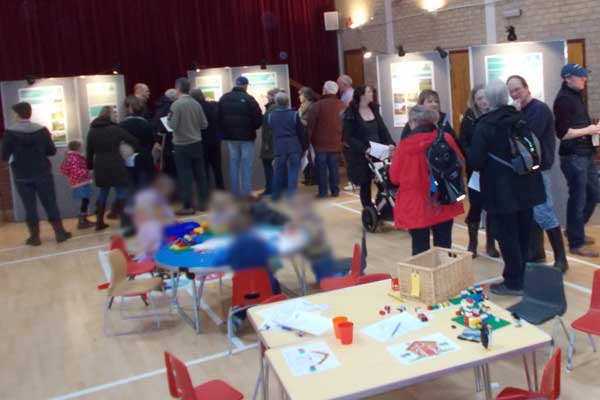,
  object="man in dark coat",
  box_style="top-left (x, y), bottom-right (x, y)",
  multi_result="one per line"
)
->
top-left (218, 76), bottom-right (263, 196)
top-left (2, 102), bottom-right (72, 245)
top-left (86, 106), bottom-right (139, 230)
top-left (469, 80), bottom-right (545, 296)
top-left (152, 89), bottom-right (177, 179)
